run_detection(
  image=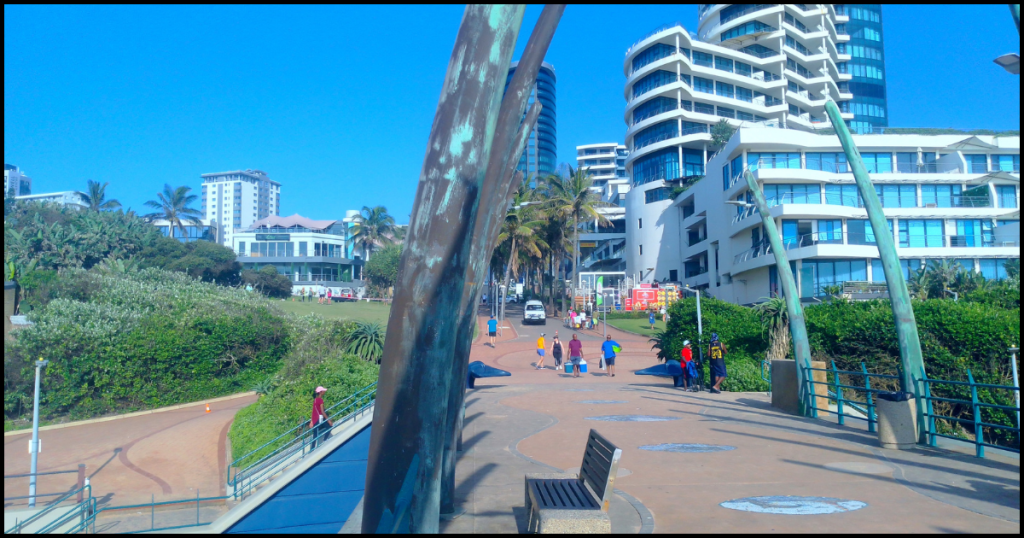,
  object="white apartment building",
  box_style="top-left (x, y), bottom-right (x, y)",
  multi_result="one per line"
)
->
top-left (14, 191), bottom-right (89, 208)
top-left (576, 143), bottom-right (630, 271)
top-left (232, 213), bottom-right (364, 292)
top-left (628, 128), bottom-right (1020, 304)
top-left (4, 164), bottom-right (32, 197)
top-left (201, 169), bottom-right (281, 248)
